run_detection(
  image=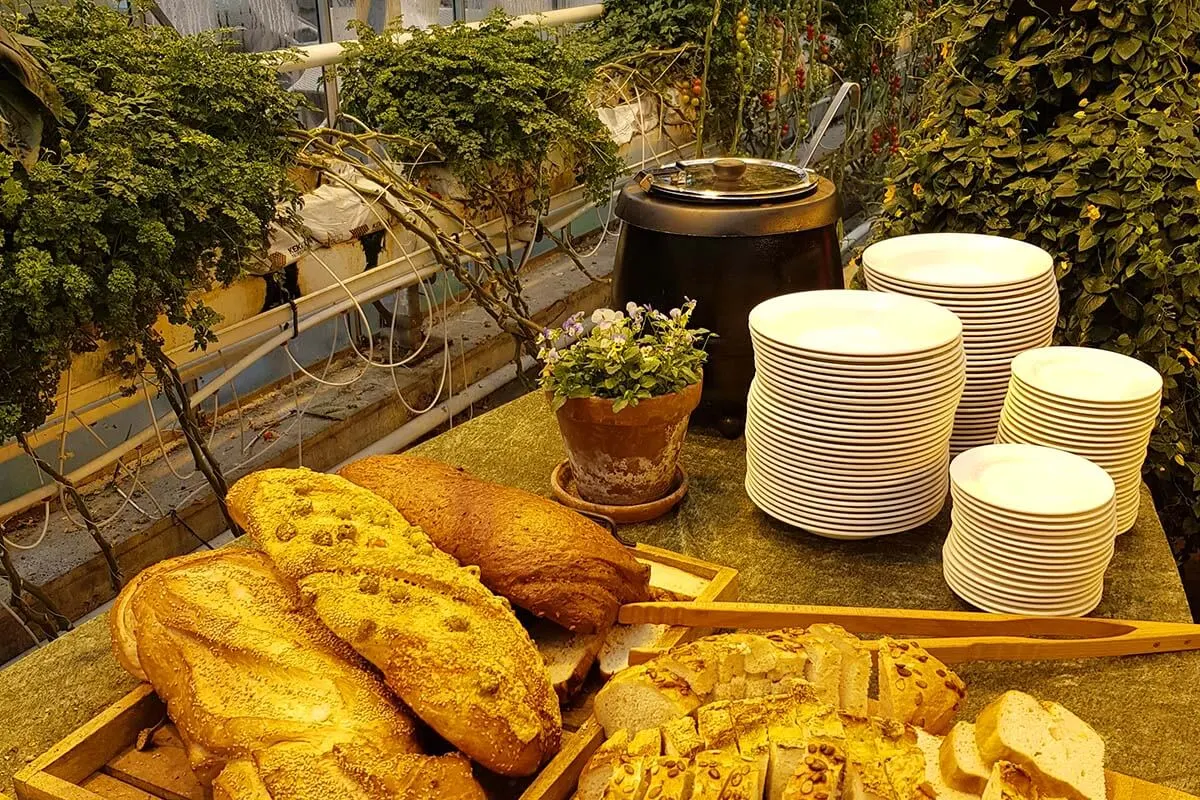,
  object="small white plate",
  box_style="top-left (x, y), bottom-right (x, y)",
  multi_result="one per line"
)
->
top-left (749, 290), bottom-right (963, 357)
top-left (945, 533), bottom-right (1112, 585)
top-left (950, 444), bottom-right (1115, 517)
top-left (1011, 347), bottom-right (1163, 405)
top-left (943, 556), bottom-right (1105, 615)
top-left (862, 233), bottom-right (1054, 287)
